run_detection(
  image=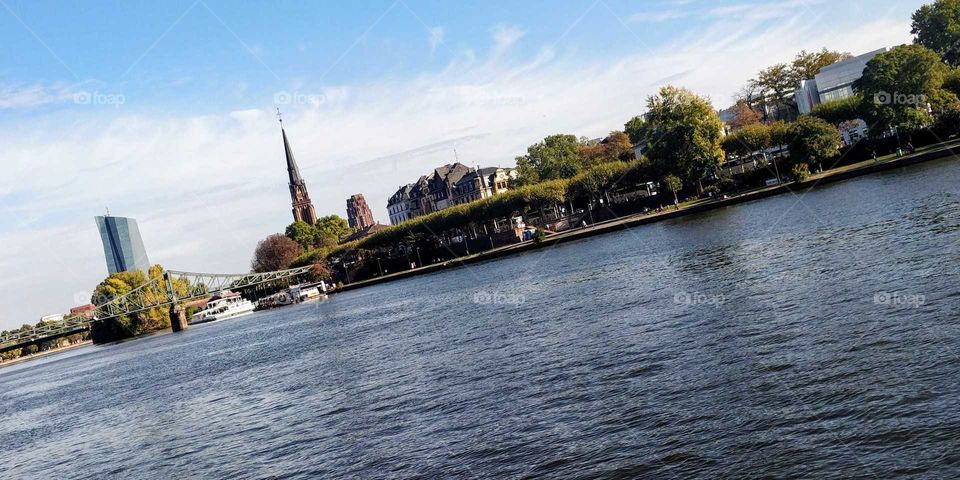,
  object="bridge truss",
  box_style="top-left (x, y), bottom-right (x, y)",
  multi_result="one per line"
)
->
top-left (0, 266), bottom-right (313, 351)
